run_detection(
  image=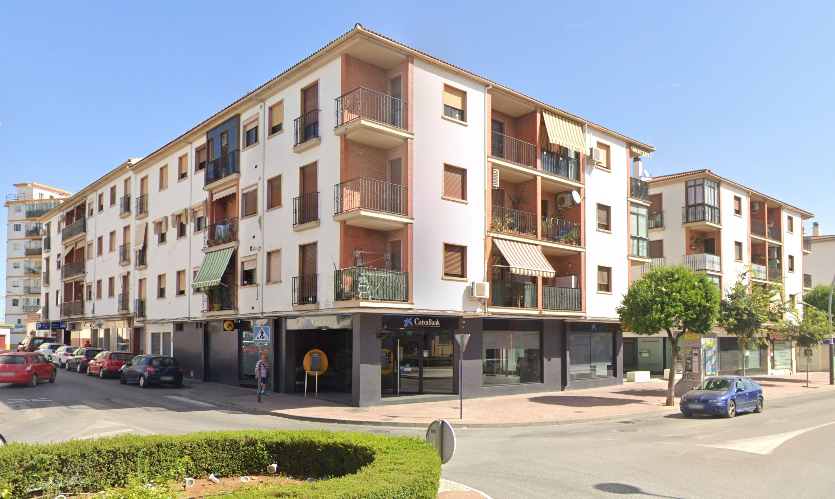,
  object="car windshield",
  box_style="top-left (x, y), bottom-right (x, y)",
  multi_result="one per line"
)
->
top-left (0, 356), bottom-right (27, 365)
top-left (696, 379), bottom-right (732, 391)
top-left (151, 357), bottom-right (178, 367)
top-left (84, 350), bottom-right (102, 359)
top-left (111, 353), bottom-right (134, 361)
